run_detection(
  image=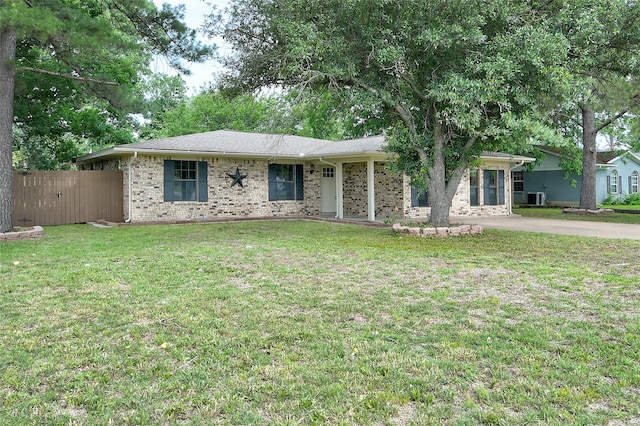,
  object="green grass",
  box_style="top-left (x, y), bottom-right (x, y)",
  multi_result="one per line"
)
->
top-left (2, 221), bottom-right (639, 425)
top-left (600, 204), bottom-right (640, 211)
top-left (514, 207), bottom-right (640, 224)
